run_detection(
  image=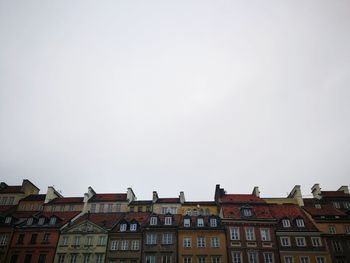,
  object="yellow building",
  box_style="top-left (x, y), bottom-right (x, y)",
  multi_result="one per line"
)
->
top-left (180, 201), bottom-right (218, 216)
top-left (0, 180), bottom-right (39, 206)
top-left (128, 200), bottom-right (152, 213)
